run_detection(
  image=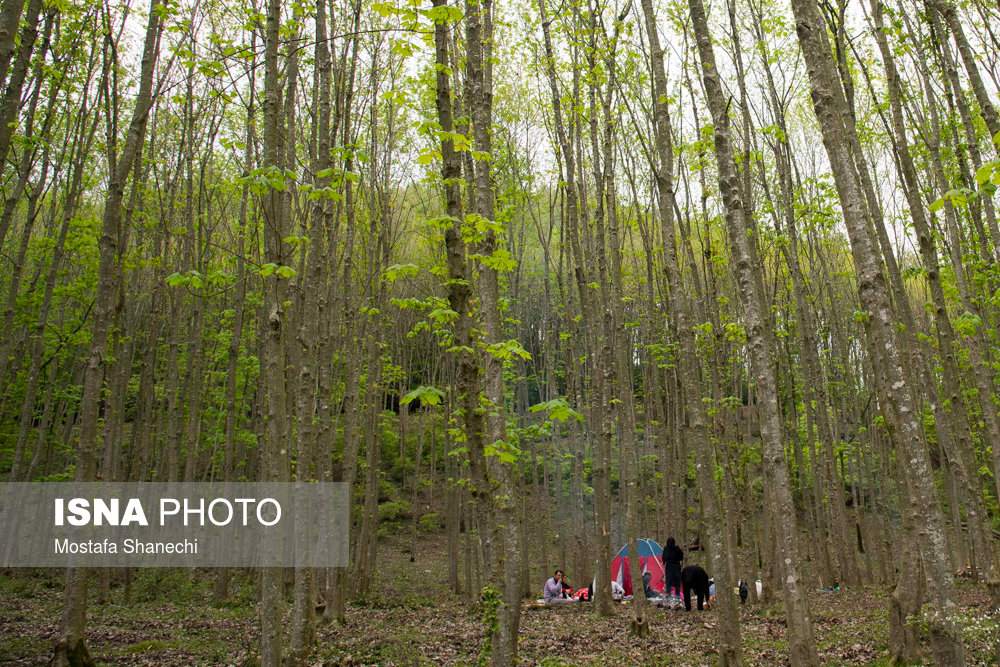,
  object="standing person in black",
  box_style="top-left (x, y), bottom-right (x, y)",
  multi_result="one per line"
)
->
top-left (662, 536), bottom-right (684, 598)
